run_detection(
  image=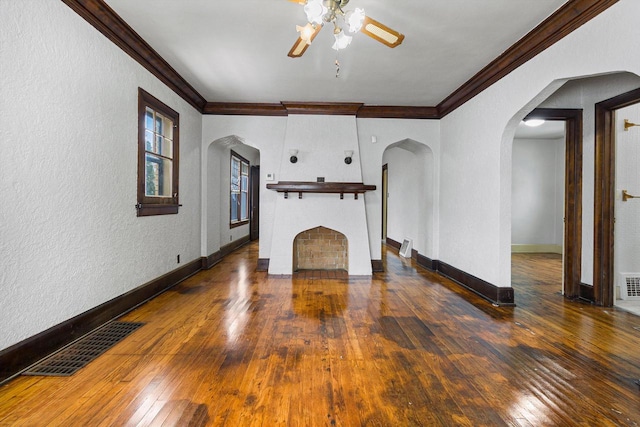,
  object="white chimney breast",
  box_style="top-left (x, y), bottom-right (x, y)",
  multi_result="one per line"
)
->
top-left (268, 114), bottom-right (372, 275)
